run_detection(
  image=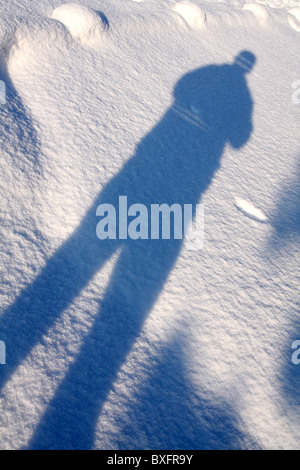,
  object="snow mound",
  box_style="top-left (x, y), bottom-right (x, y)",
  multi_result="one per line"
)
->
top-left (14, 17), bottom-right (72, 51)
top-left (288, 8), bottom-right (300, 32)
top-left (172, 1), bottom-right (206, 29)
top-left (234, 198), bottom-right (268, 223)
top-left (243, 3), bottom-right (269, 24)
top-left (51, 3), bottom-right (107, 44)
